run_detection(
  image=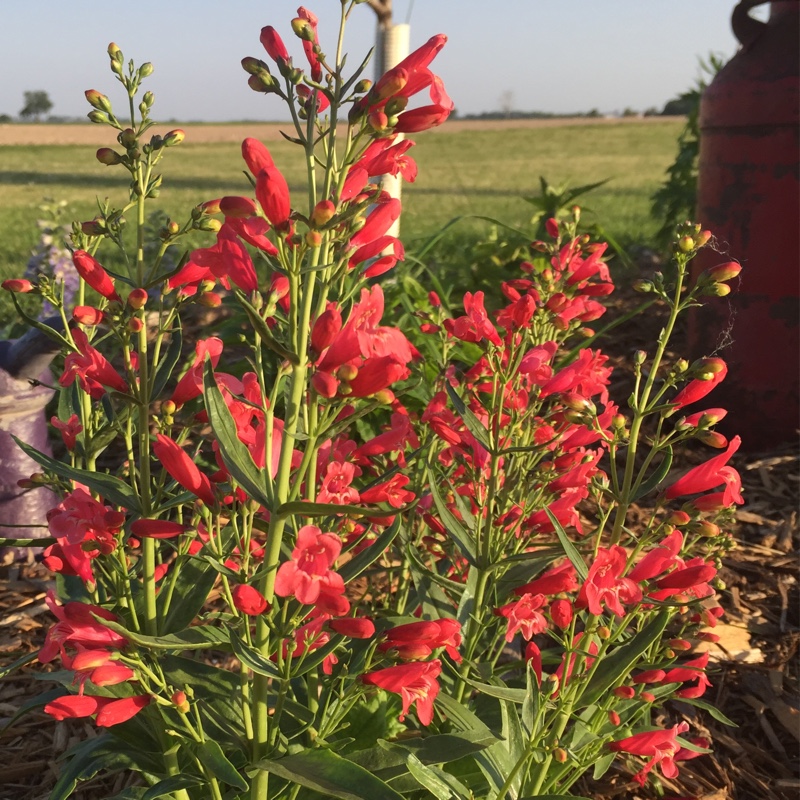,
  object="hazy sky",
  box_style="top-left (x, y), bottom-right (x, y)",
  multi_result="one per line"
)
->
top-left (0, 1), bottom-right (746, 122)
